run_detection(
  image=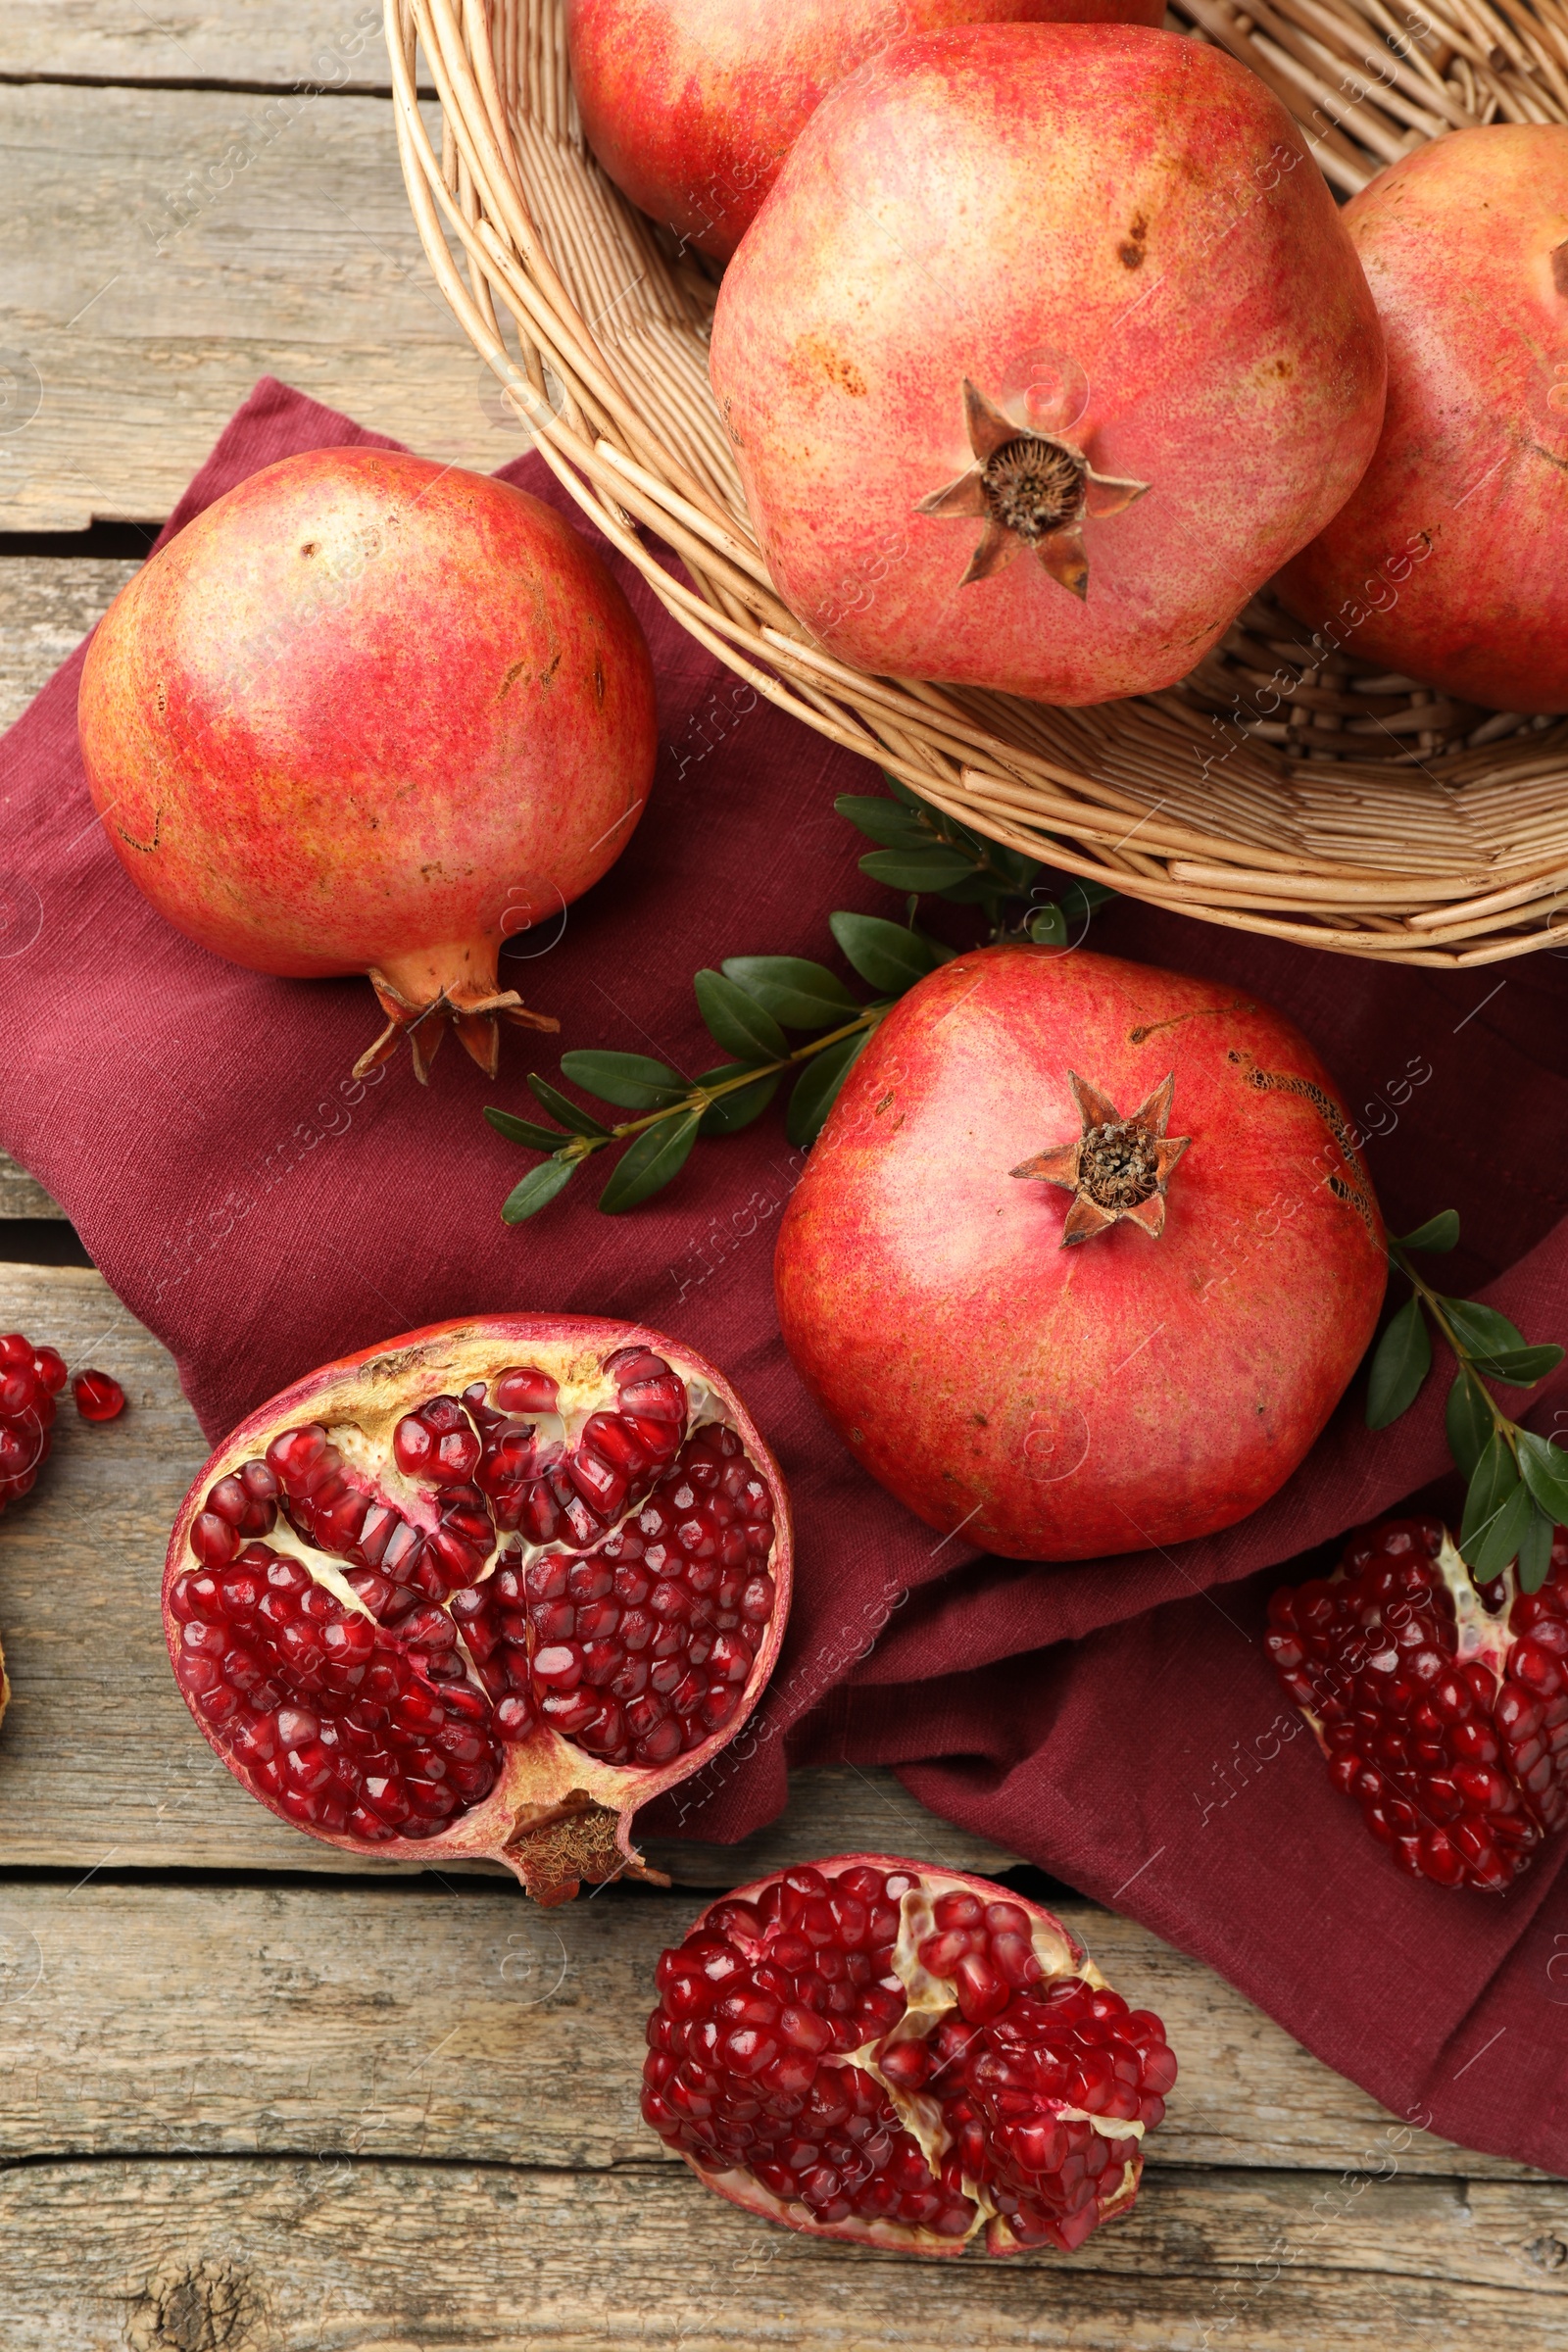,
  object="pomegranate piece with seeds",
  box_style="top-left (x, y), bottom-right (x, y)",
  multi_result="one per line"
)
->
top-left (163, 1316), bottom-right (792, 1901)
top-left (1266, 1515), bottom-right (1568, 1892)
top-left (643, 1858), bottom-right (1175, 2255)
